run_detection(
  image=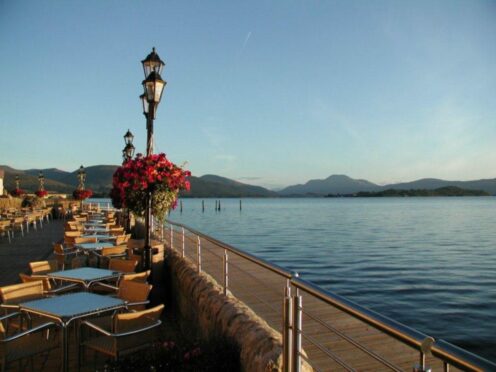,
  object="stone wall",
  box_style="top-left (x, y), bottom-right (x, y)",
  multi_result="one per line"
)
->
top-left (165, 246), bottom-right (285, 372)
